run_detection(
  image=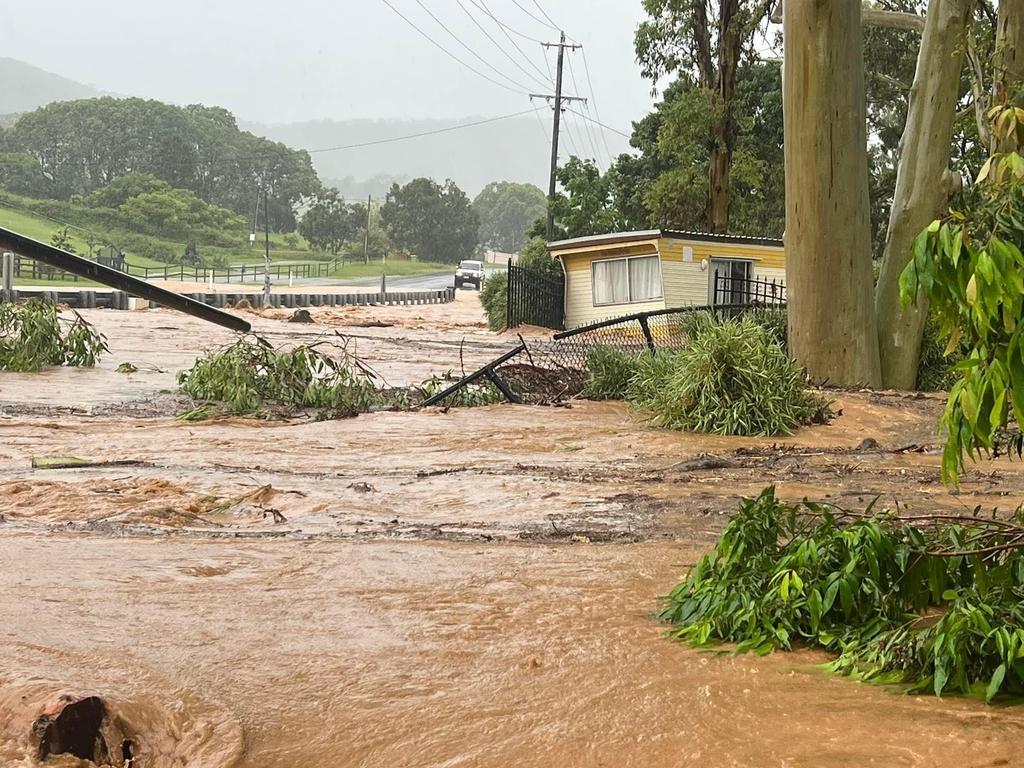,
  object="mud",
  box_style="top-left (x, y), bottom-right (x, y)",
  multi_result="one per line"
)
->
top-left (4, 297), bottom-right (1024, 766)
